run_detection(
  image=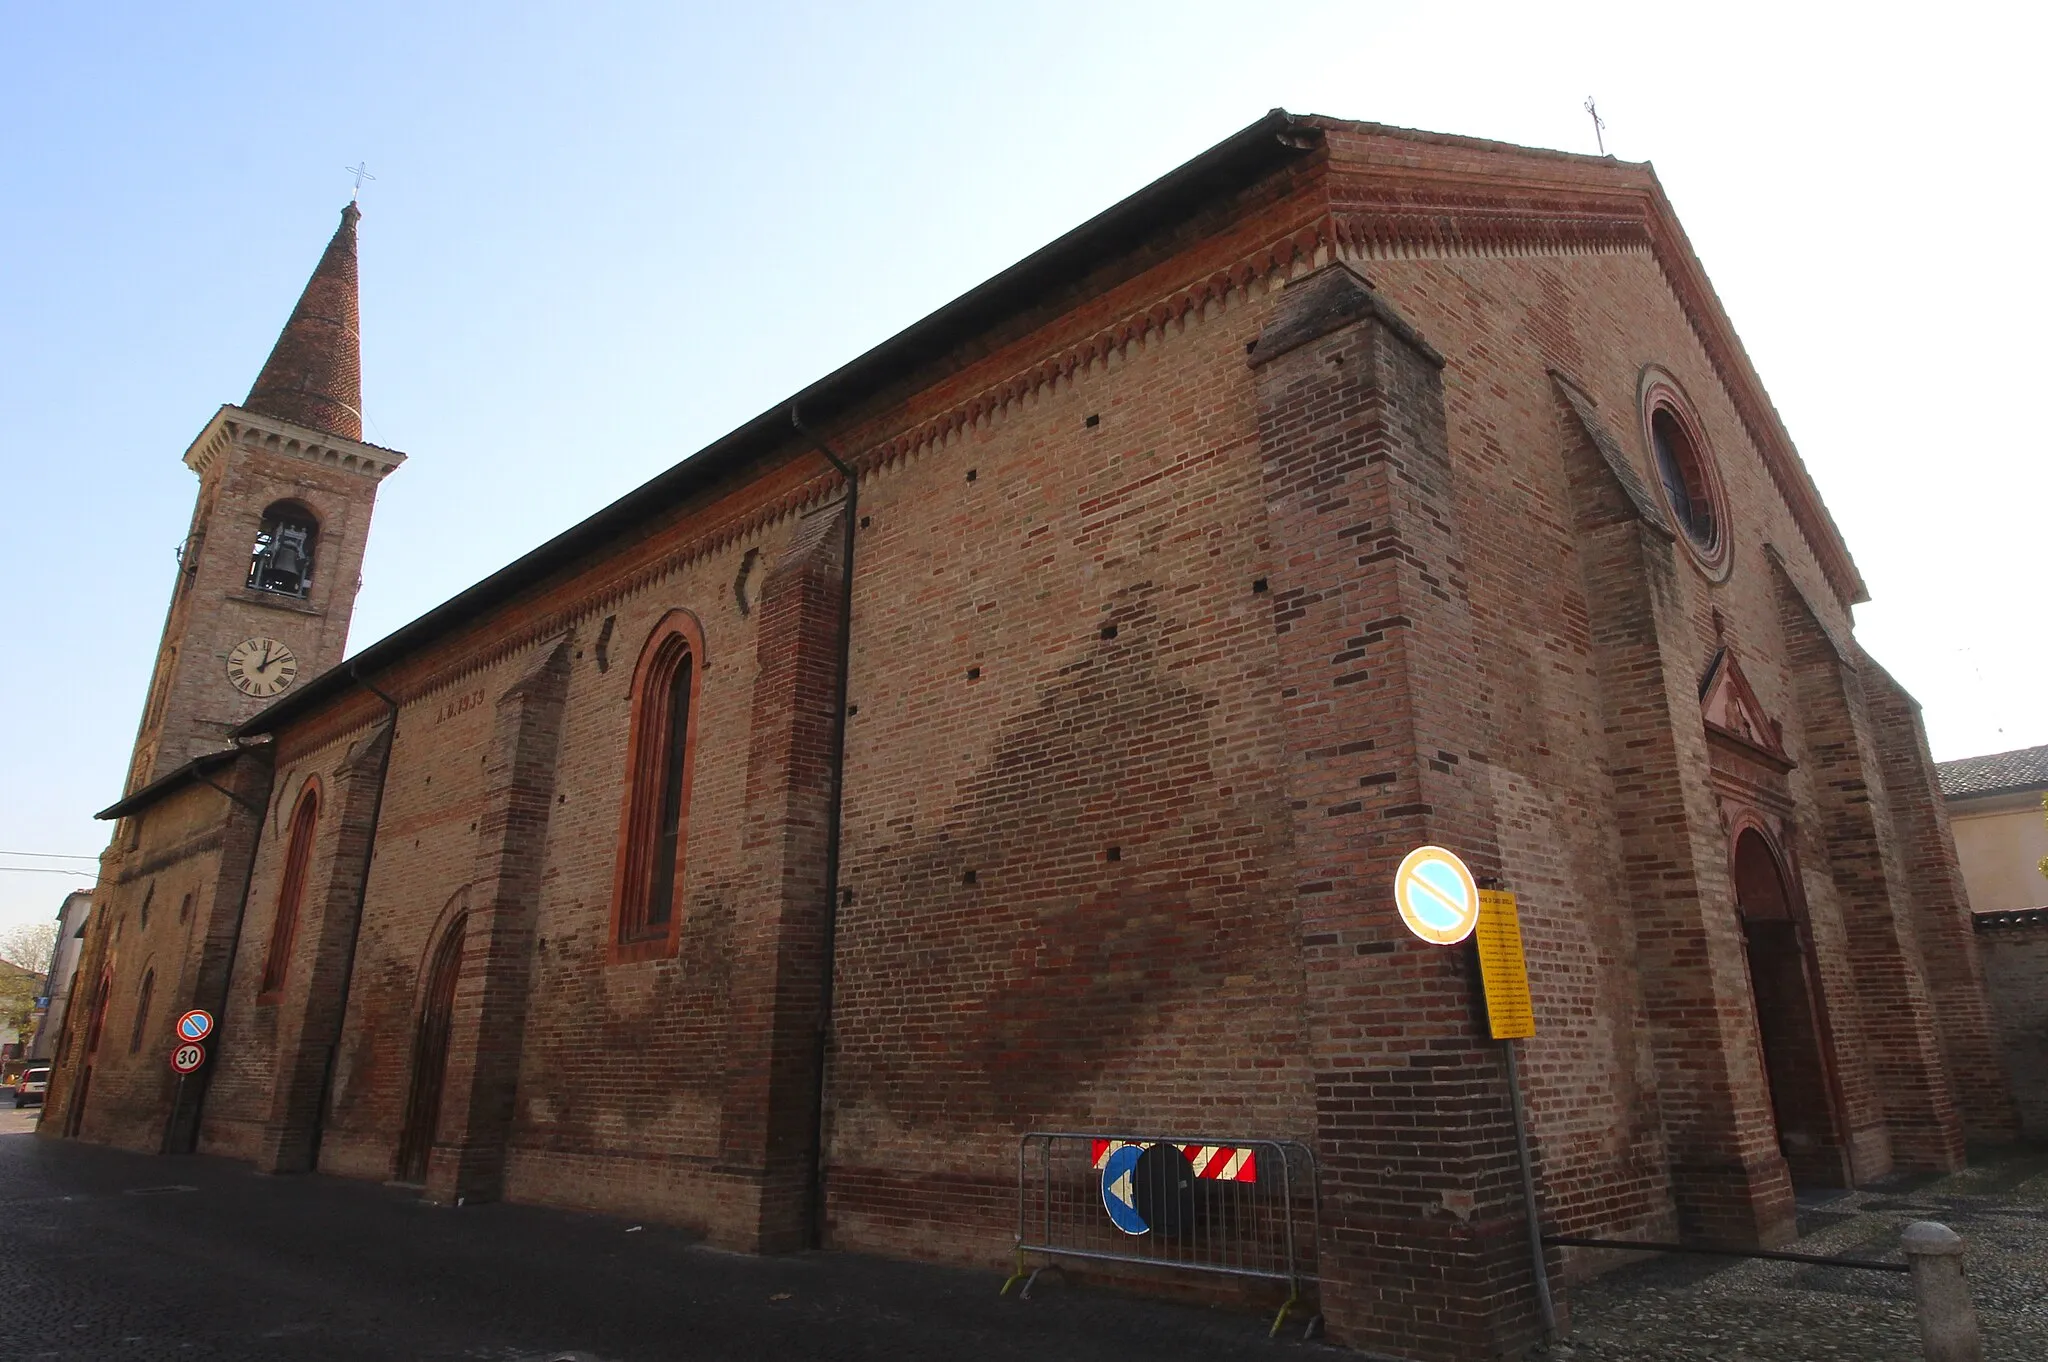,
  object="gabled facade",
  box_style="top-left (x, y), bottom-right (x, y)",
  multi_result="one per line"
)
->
top-left (48, 114), bottom-right (2015, 1361)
